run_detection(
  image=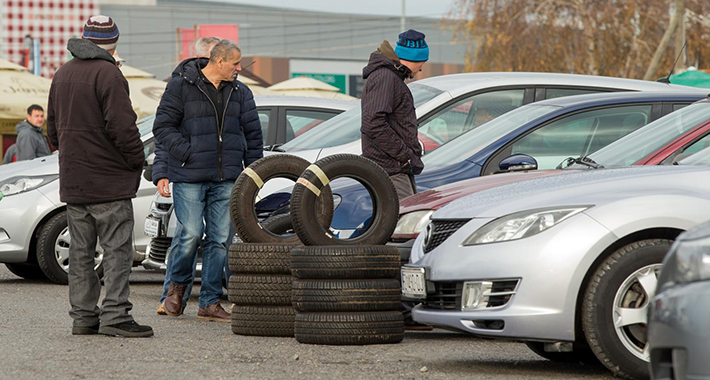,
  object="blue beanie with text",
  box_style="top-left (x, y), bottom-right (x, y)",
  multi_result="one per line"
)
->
top-left (395, 29), bottom-right (429, 62)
